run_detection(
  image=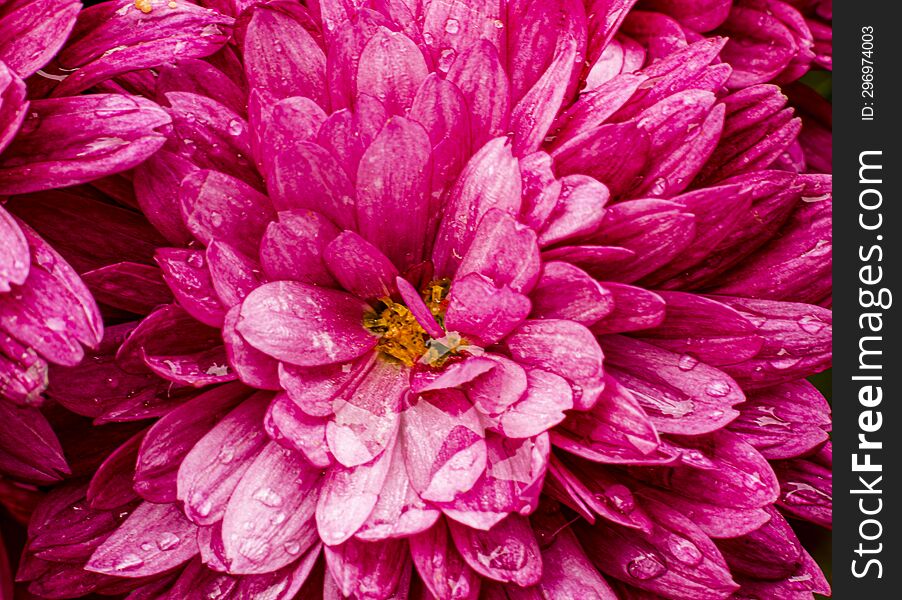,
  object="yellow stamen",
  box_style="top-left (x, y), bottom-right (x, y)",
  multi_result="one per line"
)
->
top-left (135, 0), bottom-right (153, 14)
